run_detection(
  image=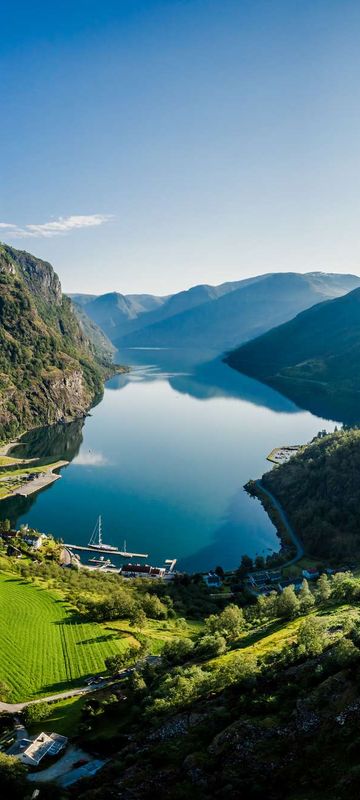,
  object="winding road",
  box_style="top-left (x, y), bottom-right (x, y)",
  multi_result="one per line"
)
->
top-left (255, 480), bottom-right (304, 566)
